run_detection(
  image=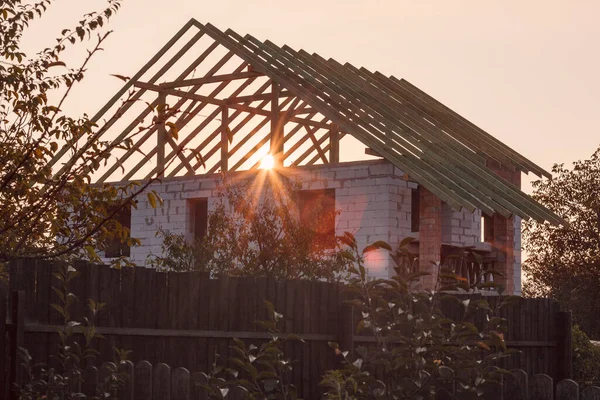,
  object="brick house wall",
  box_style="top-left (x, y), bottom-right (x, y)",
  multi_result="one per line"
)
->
top-left (103, 159), bottom-right (522, 290)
